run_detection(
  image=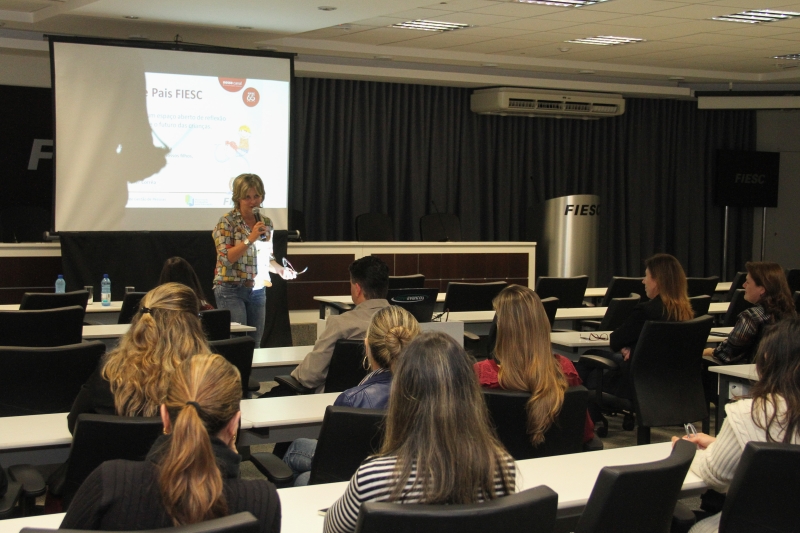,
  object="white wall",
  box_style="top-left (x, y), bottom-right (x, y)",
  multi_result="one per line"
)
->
top-left (754, 110), bottom-right (800, 269)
